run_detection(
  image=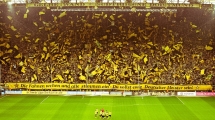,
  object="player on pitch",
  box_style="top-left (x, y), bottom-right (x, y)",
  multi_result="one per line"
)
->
top-left (95, 109), bottom-right (98, 118)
